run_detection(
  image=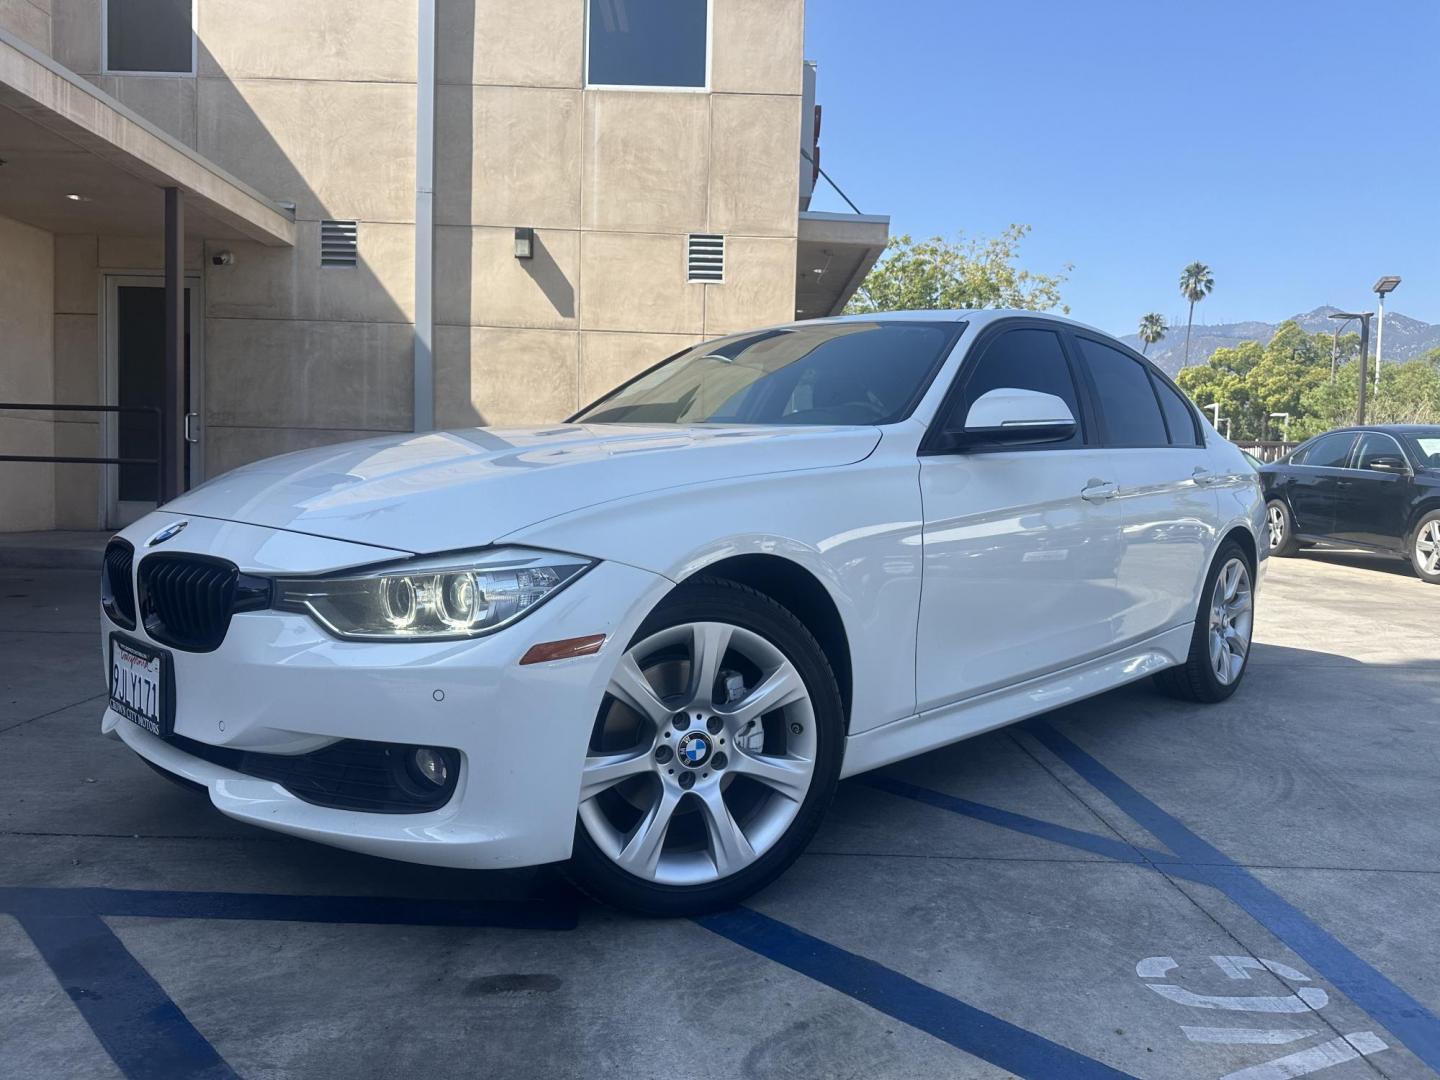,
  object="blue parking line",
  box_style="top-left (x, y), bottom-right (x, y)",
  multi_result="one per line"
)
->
top-left (17, 910), bottom-right (238, 1080)
top-left (867, 722), bottom-right (1440, 1075)
top-left (0, 886), bottom-right (577, 1080)
top-left (699, 907), bottom-right (1135, 1079)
